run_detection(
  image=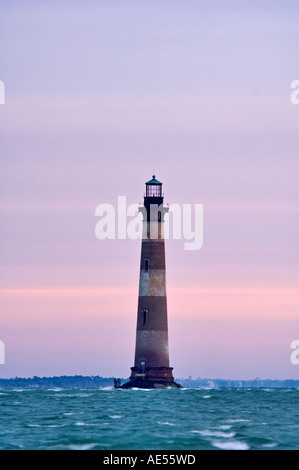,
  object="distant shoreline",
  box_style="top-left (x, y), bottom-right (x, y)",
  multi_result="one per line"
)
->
top-left (0, 375), bottom-right (298, 389)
